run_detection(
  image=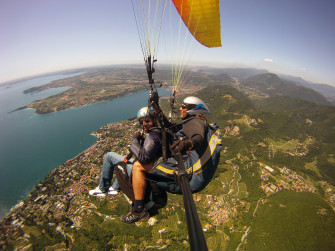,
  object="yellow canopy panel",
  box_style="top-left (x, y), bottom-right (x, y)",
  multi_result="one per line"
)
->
top-left (172, 0), bottom-right (222, 48)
